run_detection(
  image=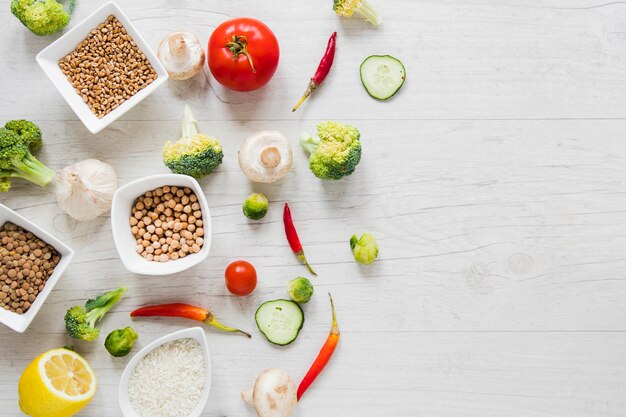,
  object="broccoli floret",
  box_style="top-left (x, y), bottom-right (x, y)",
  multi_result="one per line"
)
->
top-left (0, 122), bottom-right (55, 191)
top-left (333, 0), bottom-right (381, 26)
top-left (5, 120), bottom-right (42, 151)
top-left (350, 232), bottom-right (378, 265)
top-left (65, 287), bottom-right (127, 341)
top-left (64, 305), bottom-right (99, 341)
top-left (288, 277), bottom-right (314, 304)
top-left (105, 326), bottom-right (138, 357)
top-left (243, 193), bottom-right (269, 220)
top-left (162, 105), bottom-right (224, 178)
top-left (11, 0), bottom-right (75, 36)
top-left (300, 121), bottom-right (362, 180)
top-left (0, 178), bottom-right (11, 192)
